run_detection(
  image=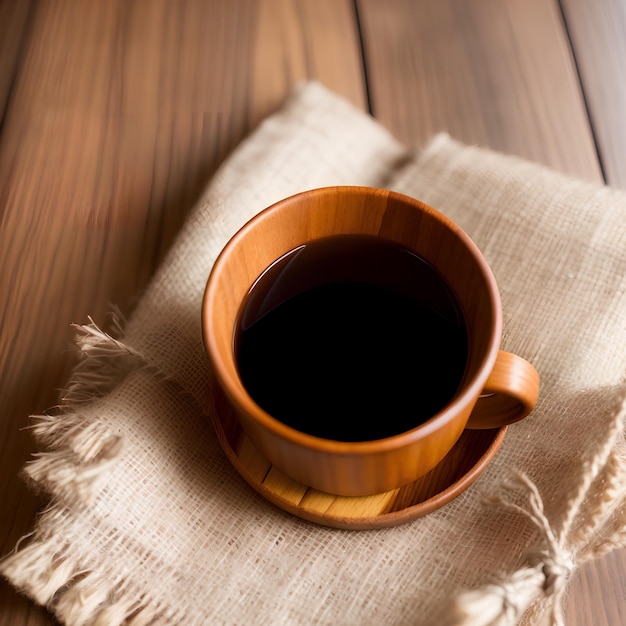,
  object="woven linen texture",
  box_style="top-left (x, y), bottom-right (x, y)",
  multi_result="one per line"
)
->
top-left (2, 81), bottom-right (625, 626)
